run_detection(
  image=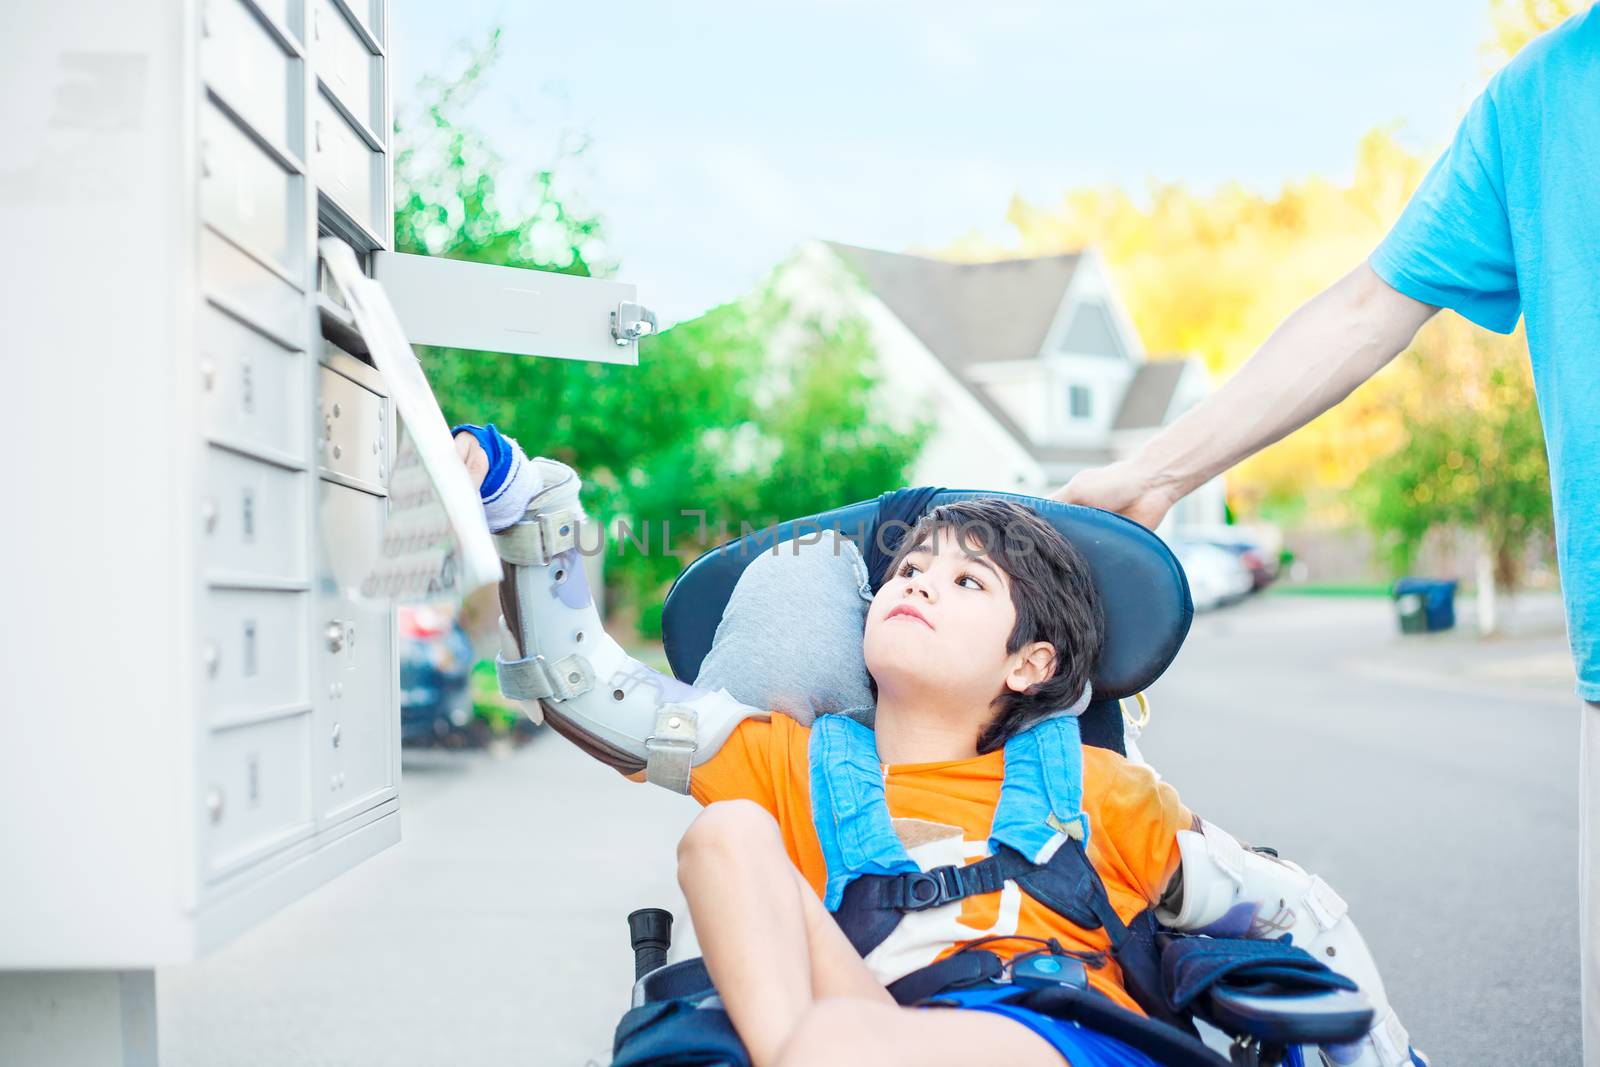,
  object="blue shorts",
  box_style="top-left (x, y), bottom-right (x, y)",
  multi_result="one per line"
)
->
top-left (934, 987), bottom-right (1161, 1067)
